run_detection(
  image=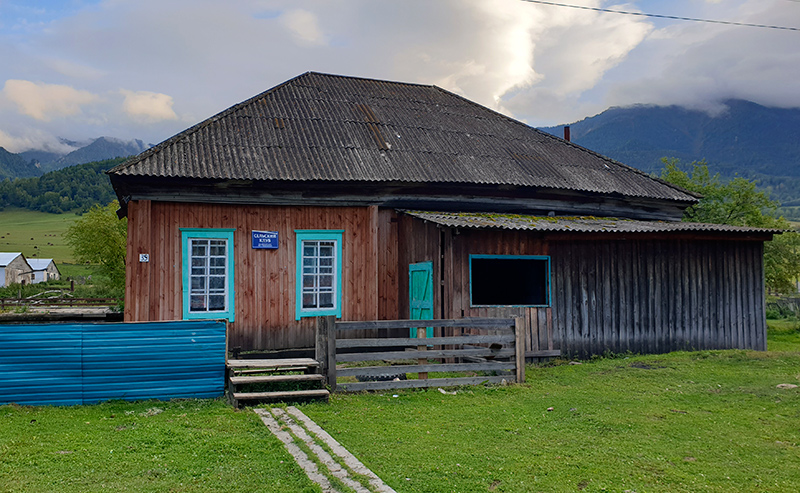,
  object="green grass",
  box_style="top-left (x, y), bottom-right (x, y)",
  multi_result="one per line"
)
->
top-left (0, 208), bottom-right (80, 263)
top-left (767, 318), bottom-right (800, 352)
top-left (2, 328), bottom-right (798, 492)
top-left (298, 327), bottom-right (800, 492)
top-left (57, 263), bottom-right (98, 279)
top-left (0, 399), bottom-right (320, 493)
